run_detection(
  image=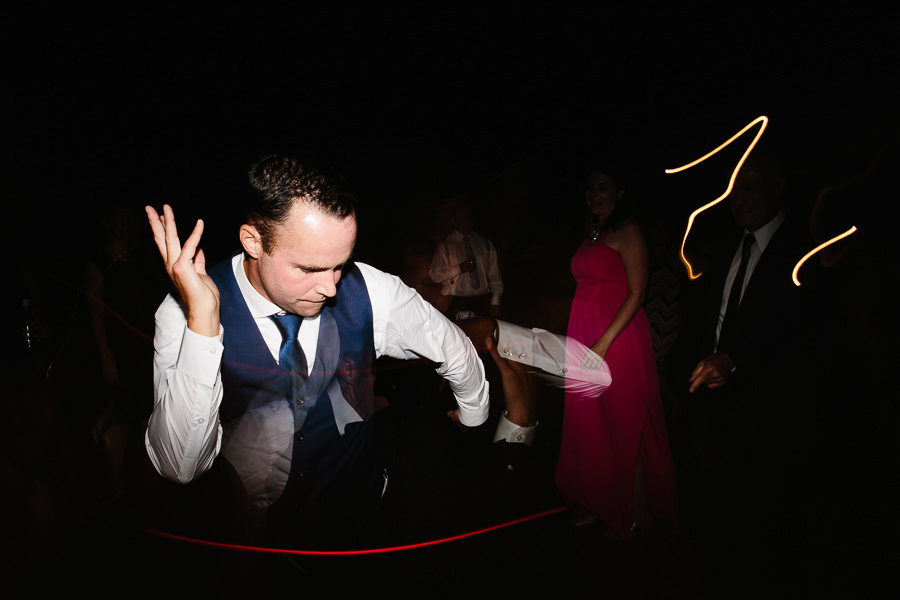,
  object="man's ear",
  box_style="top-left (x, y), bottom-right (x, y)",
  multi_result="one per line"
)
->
top-left (240, 224), bottom-right (263, 259)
